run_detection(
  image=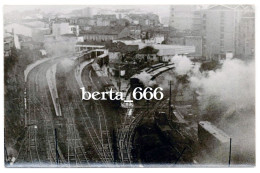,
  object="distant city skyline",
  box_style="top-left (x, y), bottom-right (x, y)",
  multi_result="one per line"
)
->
top-left (4, 5), bottom-right (171, 18)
